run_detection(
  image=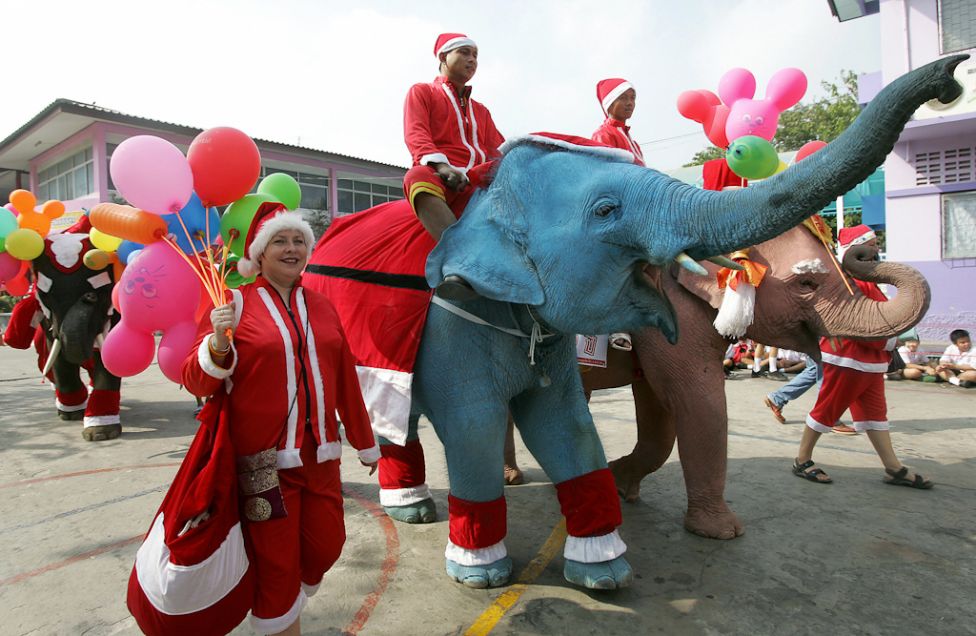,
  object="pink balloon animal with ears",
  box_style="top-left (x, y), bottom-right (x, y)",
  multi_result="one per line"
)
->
top-left (676, 90), bottom-right (730, 149)
top-left (101, 242), bottom-right (201, 384)
top-left (719, 67), bottom-right (807, 142)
